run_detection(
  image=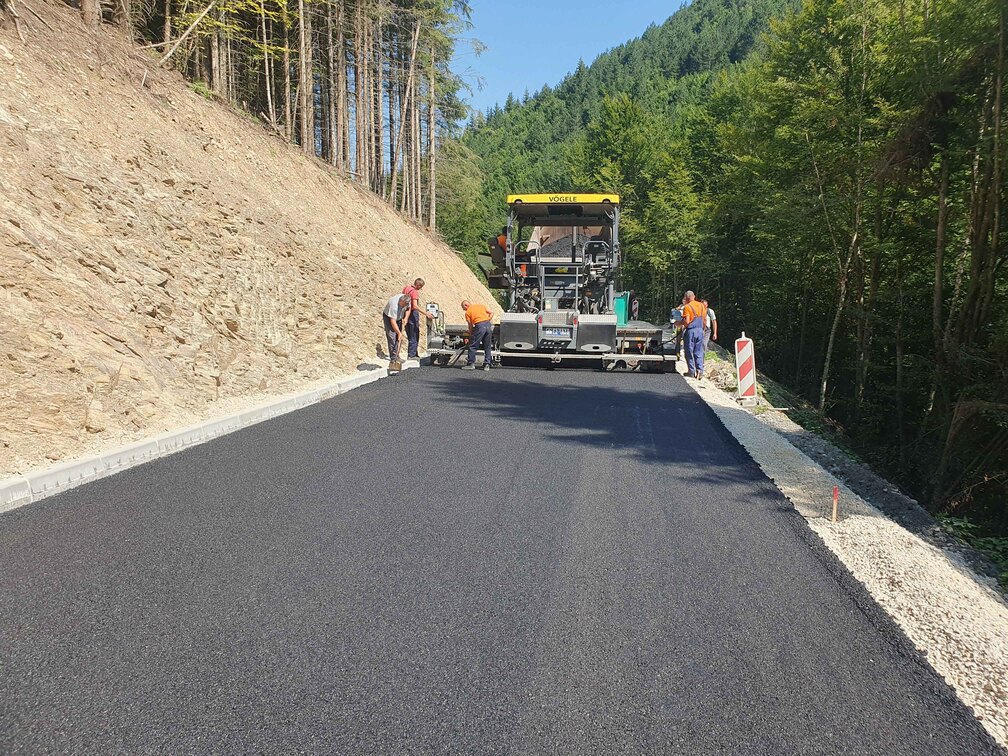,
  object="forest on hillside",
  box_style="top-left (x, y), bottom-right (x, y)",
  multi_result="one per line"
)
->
top-left (439, 0), bottom-right (1007, 539)
top-left (49, 0), bottom-right (474, 229)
